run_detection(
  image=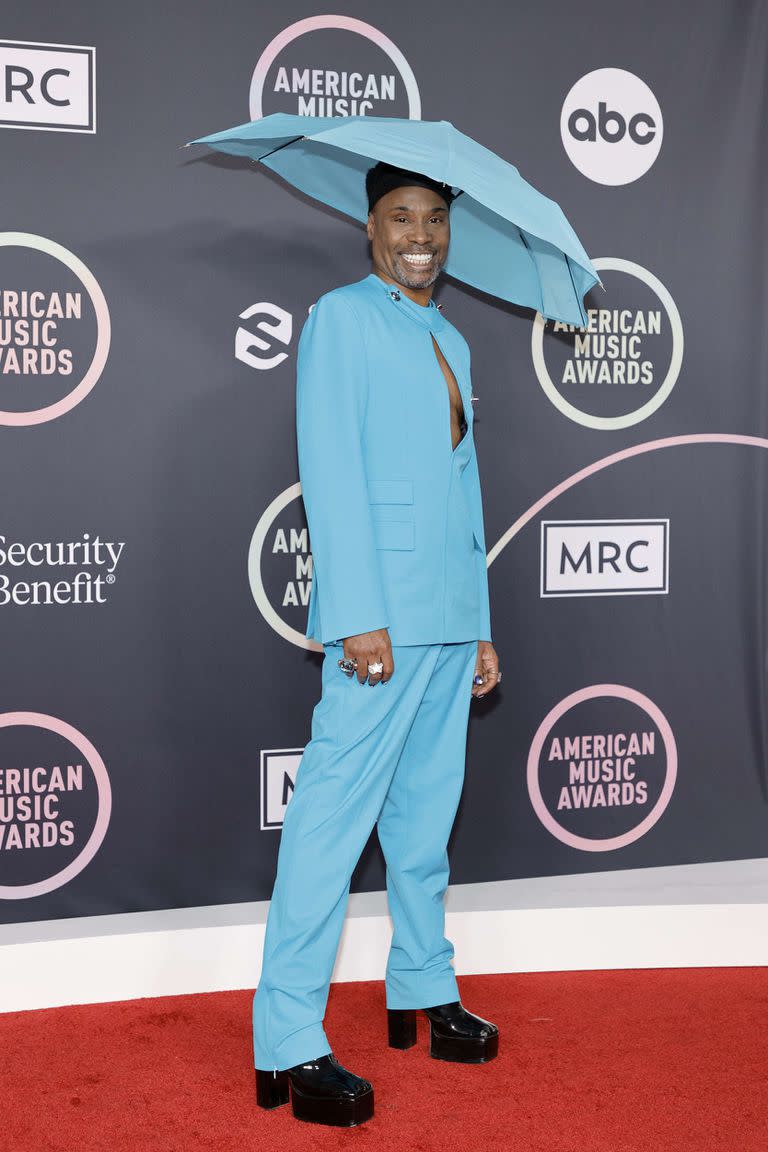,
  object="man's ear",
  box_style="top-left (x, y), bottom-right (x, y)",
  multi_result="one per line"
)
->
top-left (366, 212), bottom-right (374, 241)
